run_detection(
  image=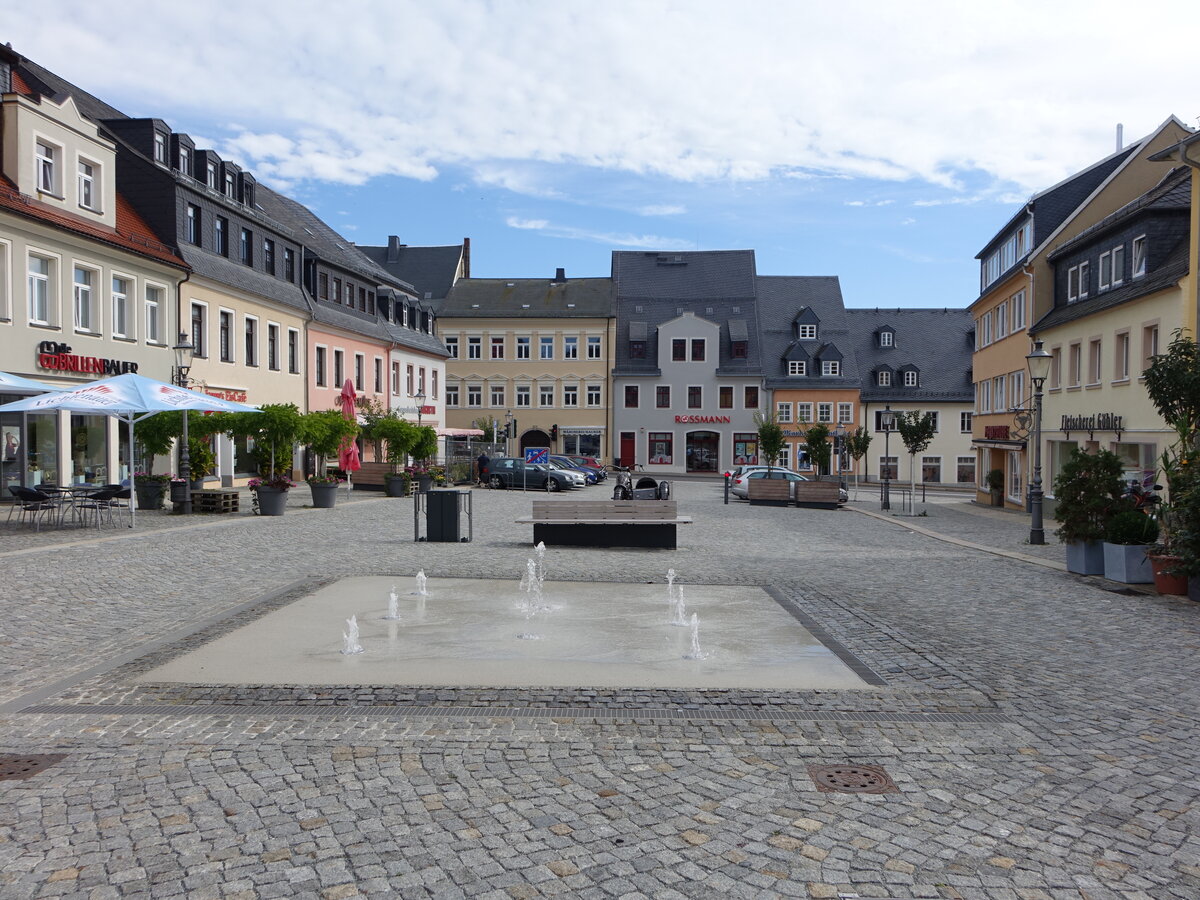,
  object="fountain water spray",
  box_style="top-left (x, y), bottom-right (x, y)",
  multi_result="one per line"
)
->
top-left (414, 570), bottom-right (428, 596)
top-left (670, 584), bottom-right (688, 627)
top-left (341, 615), bottom-right (364, 655)
top-left (520, 558), bottom-right (543, 617)
top-left (684, 612), bottom-right (707, 660)
top-left (383, 584), bottom-right (401, 621)
top-left (534, 542), bottom-right (546, 593)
